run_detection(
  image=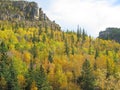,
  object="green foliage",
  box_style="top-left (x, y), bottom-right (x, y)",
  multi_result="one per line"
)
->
top-left (7, 60), bottom-right (20, 90)
top-left (48, 51), bottom-right (53, 63)
top-left (0, 42), bottom-right (10, 90)
top-left (71, 46), bottom-right (75, 55)
top-left (95, 49), bottom-right (99, 59)
top-left (42, 35), bottom-right (46, 43)
top-left (82, 29), bottom-right (86, 43)
top-left (35, 65), bottom-right (51, 90)
top-left (0, 41), bottom-right (8, 53)
top-left (64, 39), bottom-right (70, 56)
top-left (78, 59), bottom-right (95, 90)
top-left (0, 21), bottom-right (120, 90)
